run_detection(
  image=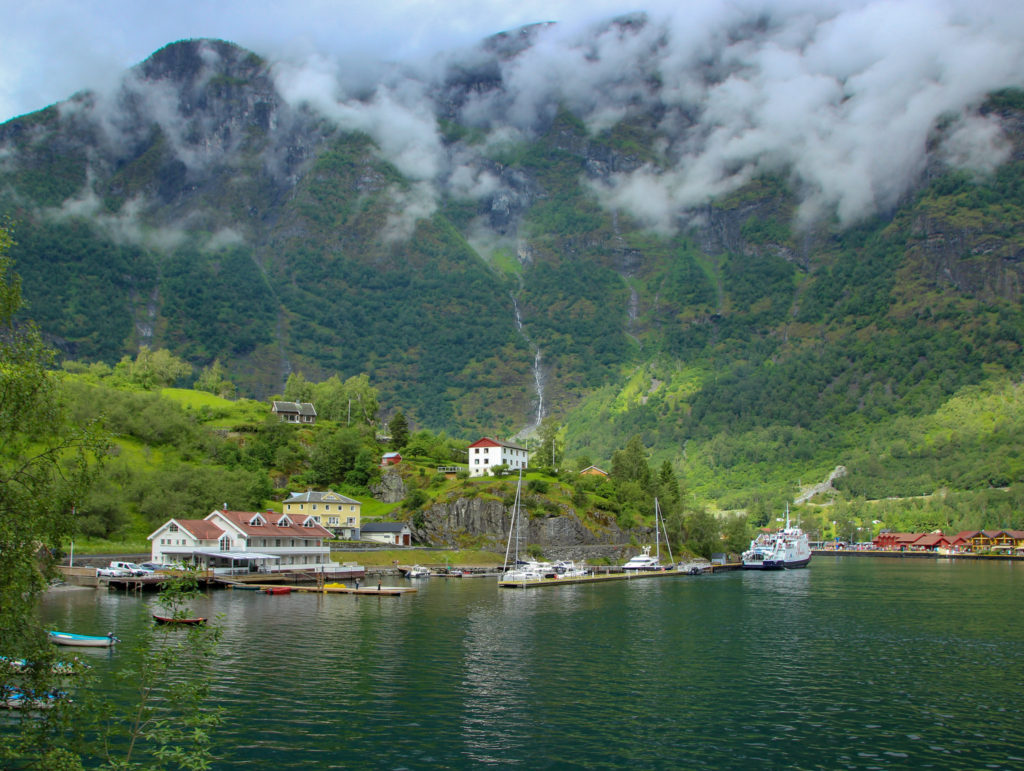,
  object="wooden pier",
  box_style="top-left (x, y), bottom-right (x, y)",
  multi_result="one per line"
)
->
top-left (220, 580), bottom-right (416, 597)
top-left (498, 563), bottom-right (740, 588)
